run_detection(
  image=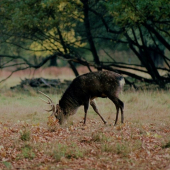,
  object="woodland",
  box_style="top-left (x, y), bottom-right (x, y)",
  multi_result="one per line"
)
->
top-left (0, 0), bottom-right (170, 88)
